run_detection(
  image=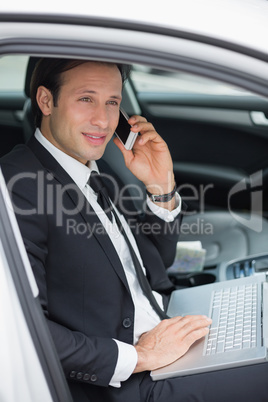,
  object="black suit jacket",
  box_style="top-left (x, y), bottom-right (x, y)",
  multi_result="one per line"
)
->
top-left (1, 136), bottom-right (182, 402)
